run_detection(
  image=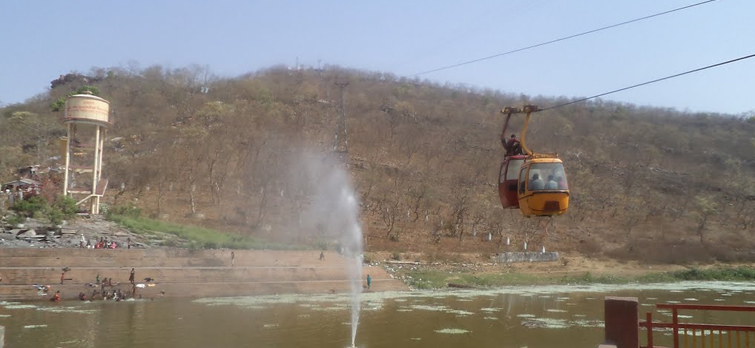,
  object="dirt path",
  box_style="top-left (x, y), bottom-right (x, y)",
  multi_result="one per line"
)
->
top-left (367, 250), bottom-right (728, 279)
